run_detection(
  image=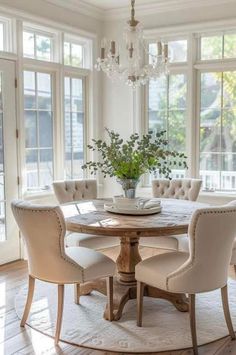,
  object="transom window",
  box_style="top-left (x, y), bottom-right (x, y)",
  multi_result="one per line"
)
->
top-left (64, 40), bottom-right (84, 68)
top-left (23, 29), bottom-right (53, 61)
top-left (201, 33), bottom-right (236, 60)
top-left (24, 71), bottom-right (54, 190)
top-left (149, 39), bottom-right (188, 63)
